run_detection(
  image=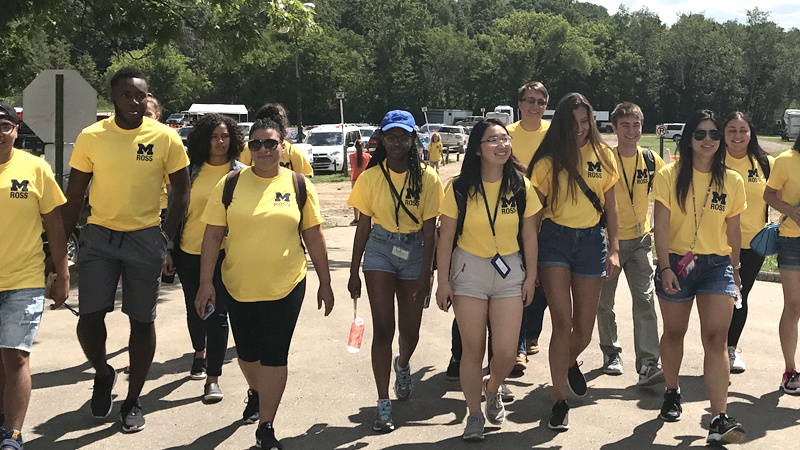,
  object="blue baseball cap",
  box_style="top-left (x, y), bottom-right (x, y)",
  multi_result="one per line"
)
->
top-left (381, 110), bottom-right (415, 132)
